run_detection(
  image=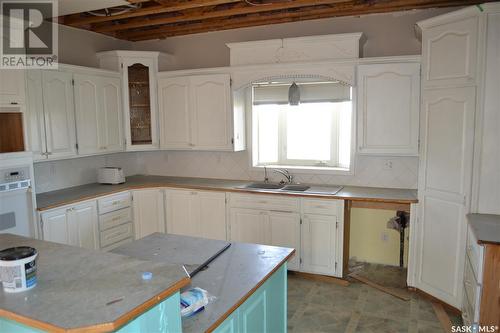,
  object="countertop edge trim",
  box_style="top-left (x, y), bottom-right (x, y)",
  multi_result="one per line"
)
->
top-left (0, 276), bottom-right (191, 333)
top-left (36, 183), bottom-right (418, 212)
top-left (204, 248), bottom-right (296, 333)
